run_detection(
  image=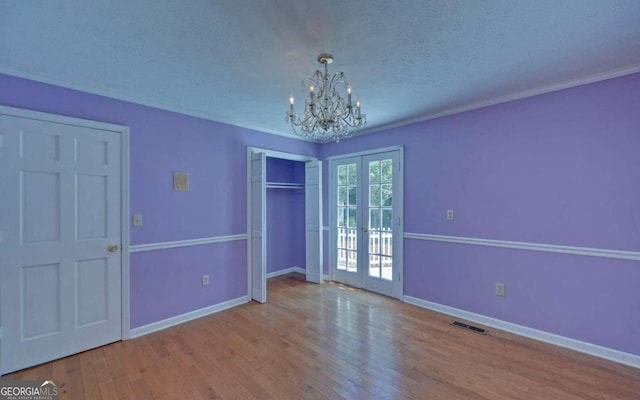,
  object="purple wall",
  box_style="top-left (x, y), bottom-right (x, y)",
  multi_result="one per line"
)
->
top-left (0, 73), bottom-right (319, 329)
top-left (320, 73), bottom-right (640, 355)
top-left (3, 71), bottom-right (639, 356)
top-left (130, 241), bottom-right (247, 327)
